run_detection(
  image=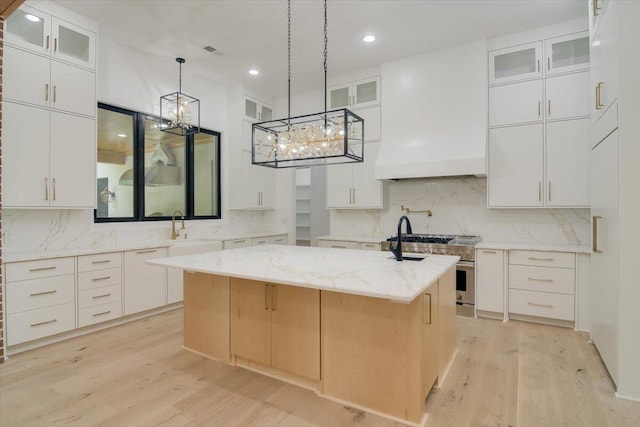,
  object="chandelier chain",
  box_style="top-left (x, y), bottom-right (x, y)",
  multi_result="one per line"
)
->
top-left (323, 0), bottom-right (328, 113)
top-left (287, 0), bottom-right (292, 122)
